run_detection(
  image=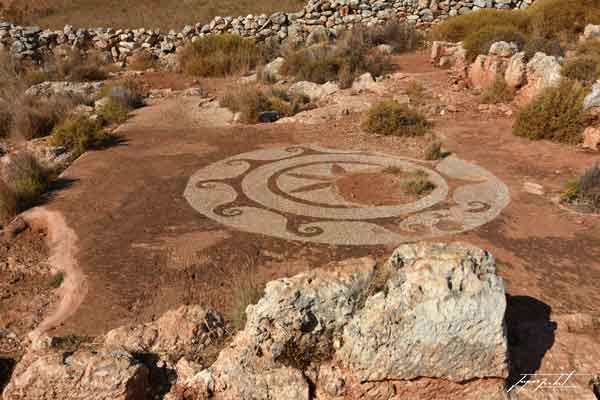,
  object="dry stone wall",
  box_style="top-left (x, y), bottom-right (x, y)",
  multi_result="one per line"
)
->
top-left (0, 0), bottom-right (535, 65)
